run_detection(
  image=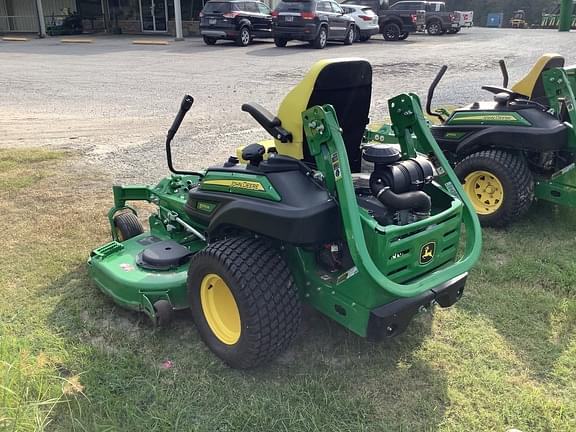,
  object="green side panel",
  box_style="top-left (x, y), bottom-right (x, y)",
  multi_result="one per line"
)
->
top-left (447, 111), bottom-right (532, 126)
top-left (559, 0), bottom-right (573, 31)
top-left (542, 67), bottom-right (576, 150)
top-left (535, 163), bottom-right (576, 207)
top-left (88, 232), bottom-right (205, 314)
top-left (199, 171), bottom-right (281, 202)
